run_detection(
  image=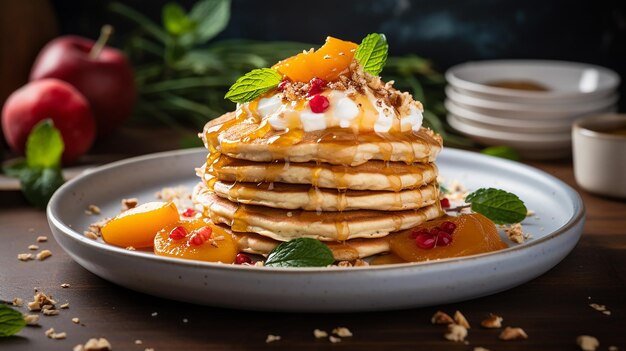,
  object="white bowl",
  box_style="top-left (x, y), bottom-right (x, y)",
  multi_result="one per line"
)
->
top-left (445, 100), bottom-right (572, 133)
top-left (446, 60), bottom-right (620, 103)
top-left (451, 84), bottom-right (616, 105)
top-left (446, 86), bottom-right (619, 119)
top-left (447, 114), bottom-right (572, 159)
